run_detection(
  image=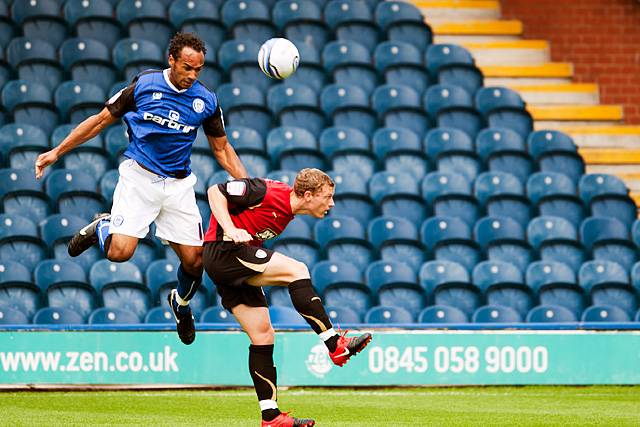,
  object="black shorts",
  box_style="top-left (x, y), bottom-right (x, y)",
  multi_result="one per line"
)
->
top-left (203, 241), bottom-right (273, 311)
